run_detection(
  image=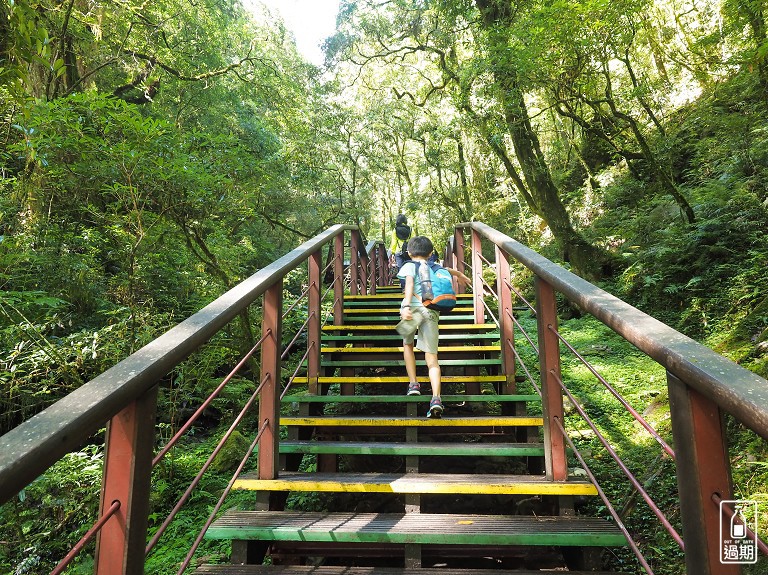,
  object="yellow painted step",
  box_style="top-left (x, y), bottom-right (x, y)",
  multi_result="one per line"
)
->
top-left (322, 323), bottom-right (496, 331)
top-left (321, 345), bottom-right (500, 354)
top-left (344, 307), bottom-right (474, 314)
top-left (280, 415), bottom-right (543, 427)
top-left (233, 472), bottom-right (597, 496)
top-left (344, 293), bottom-right (474, 301)
top-left (291, 375), bottom-right (507, 384)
